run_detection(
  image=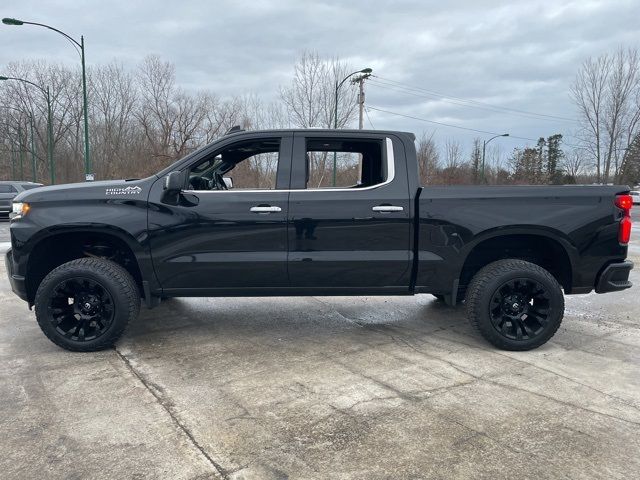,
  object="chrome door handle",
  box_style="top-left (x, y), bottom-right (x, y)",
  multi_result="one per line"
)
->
top-left (372, 205), bottom-right (404, 212)
top-left (250, 205), bottom-right (282, 213)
